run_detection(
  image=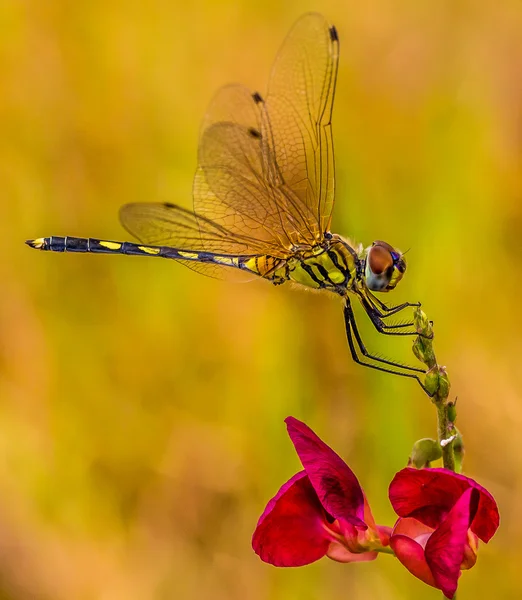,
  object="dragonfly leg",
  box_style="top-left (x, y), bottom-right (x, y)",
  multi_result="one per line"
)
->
top-left (364, 291), bottom-right (422, 319)
top-left (343, 299), bottom-right (426, 376)
top-left (367, 292), bottom-right (420, 315)
top-left (359, 293), bottom-right (433, 340)
top-left (271, 276), bottom-right (286, 286)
